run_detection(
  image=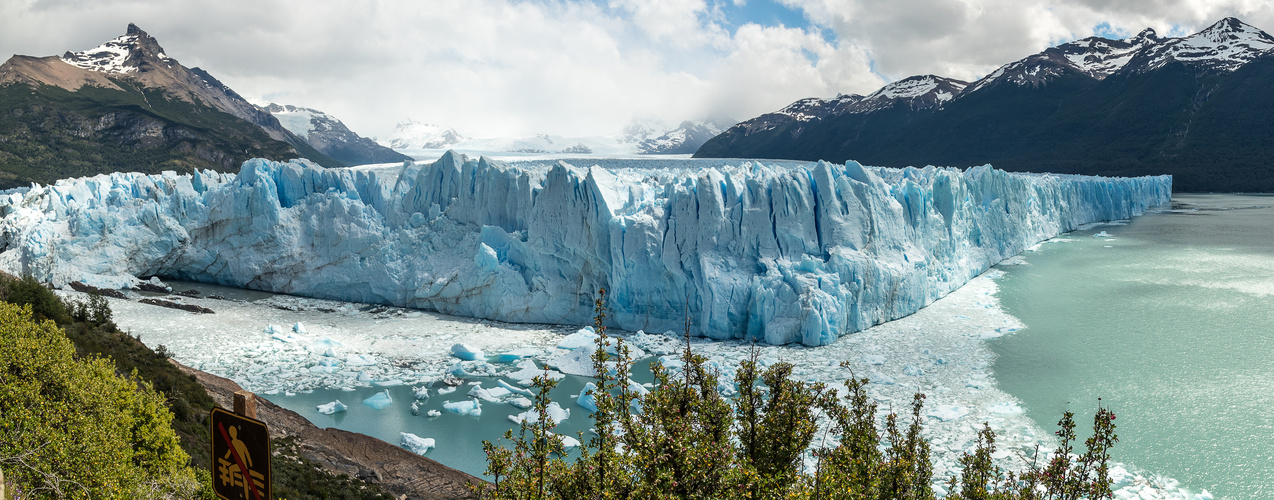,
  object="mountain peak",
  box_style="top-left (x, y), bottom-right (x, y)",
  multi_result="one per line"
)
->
top-left (1126, 16), bottom-right (1274, 74)
top-left (1128, 28), bottom-right (1161, 45)
top-left (60, 24), bottom-right (173, 74)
